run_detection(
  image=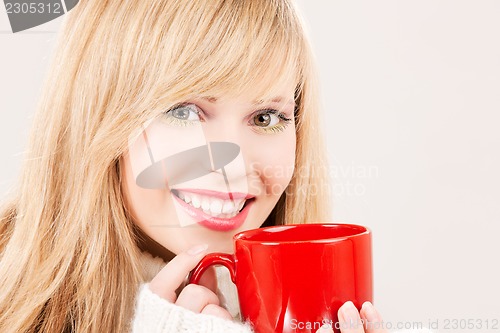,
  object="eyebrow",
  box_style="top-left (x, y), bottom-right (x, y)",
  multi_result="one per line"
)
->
top-left (201, 96), bottom-right (295, 106)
